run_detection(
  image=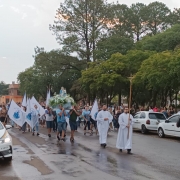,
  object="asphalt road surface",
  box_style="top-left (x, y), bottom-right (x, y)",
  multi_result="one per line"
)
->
top-left (0, 125), bottom-right (180, 180)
